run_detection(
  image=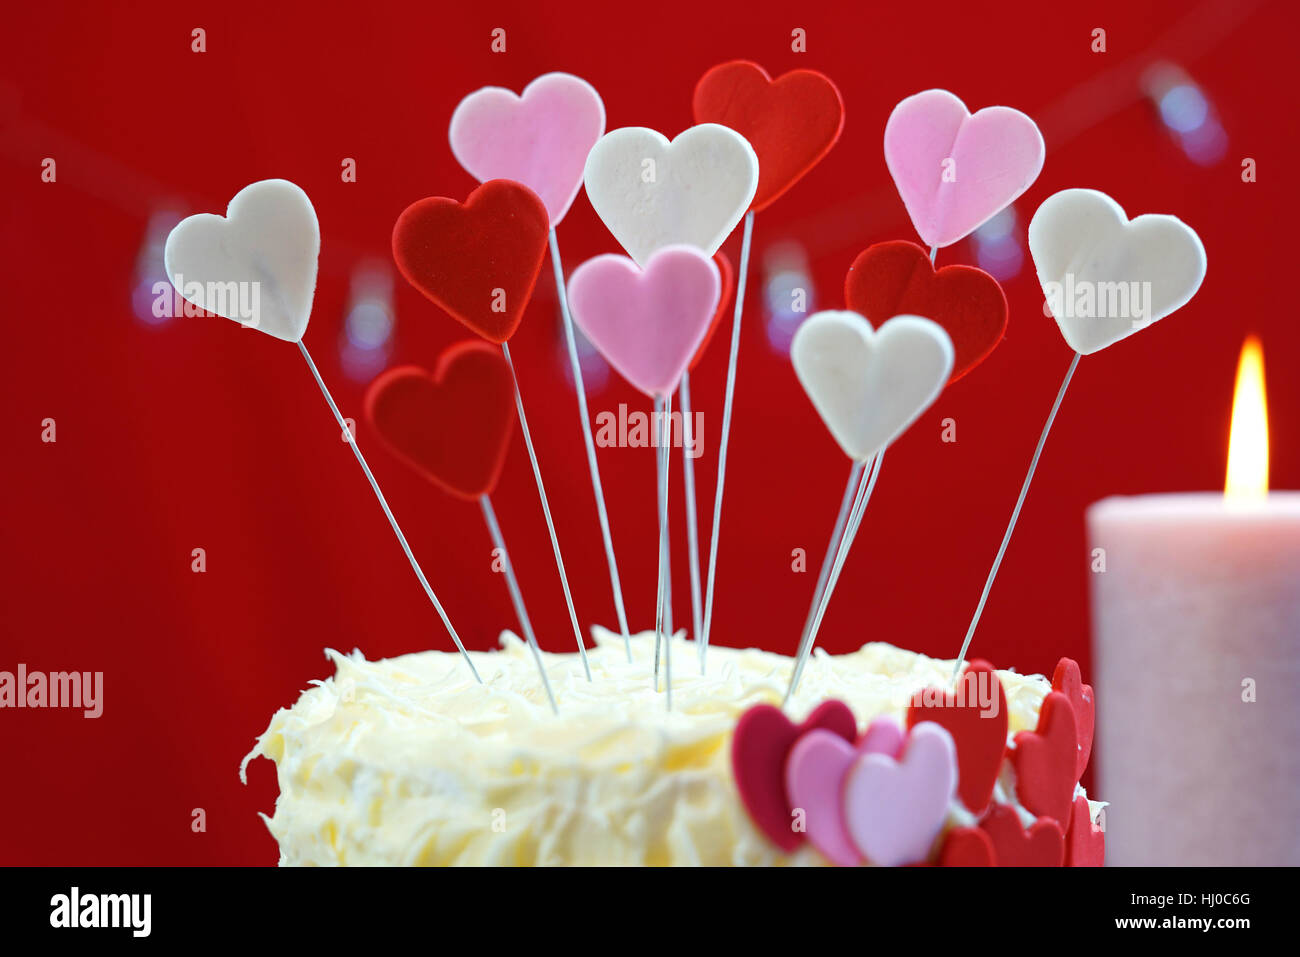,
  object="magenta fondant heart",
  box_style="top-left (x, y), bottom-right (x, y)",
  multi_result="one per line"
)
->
top-left (731, 701), bottom-right (857, 852)
top-left (786, 718), bottom-right (903, 866)
top-left (449, 72), bottom-right (605, 227)
top-left (567, 246), bottom-right (721, 398)
top-left (884, 89), bottom-right (1044, 248)
top-left (843, 721), bottom-right (957, 866)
